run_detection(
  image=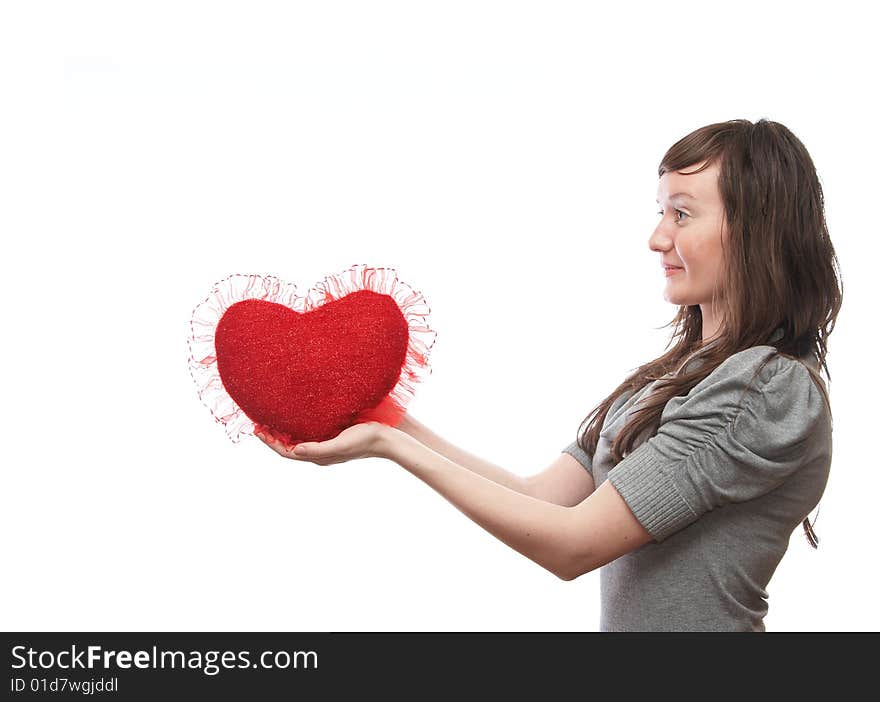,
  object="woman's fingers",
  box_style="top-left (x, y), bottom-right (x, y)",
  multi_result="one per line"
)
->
top-left (254, 428), bottom-right (311, 460)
